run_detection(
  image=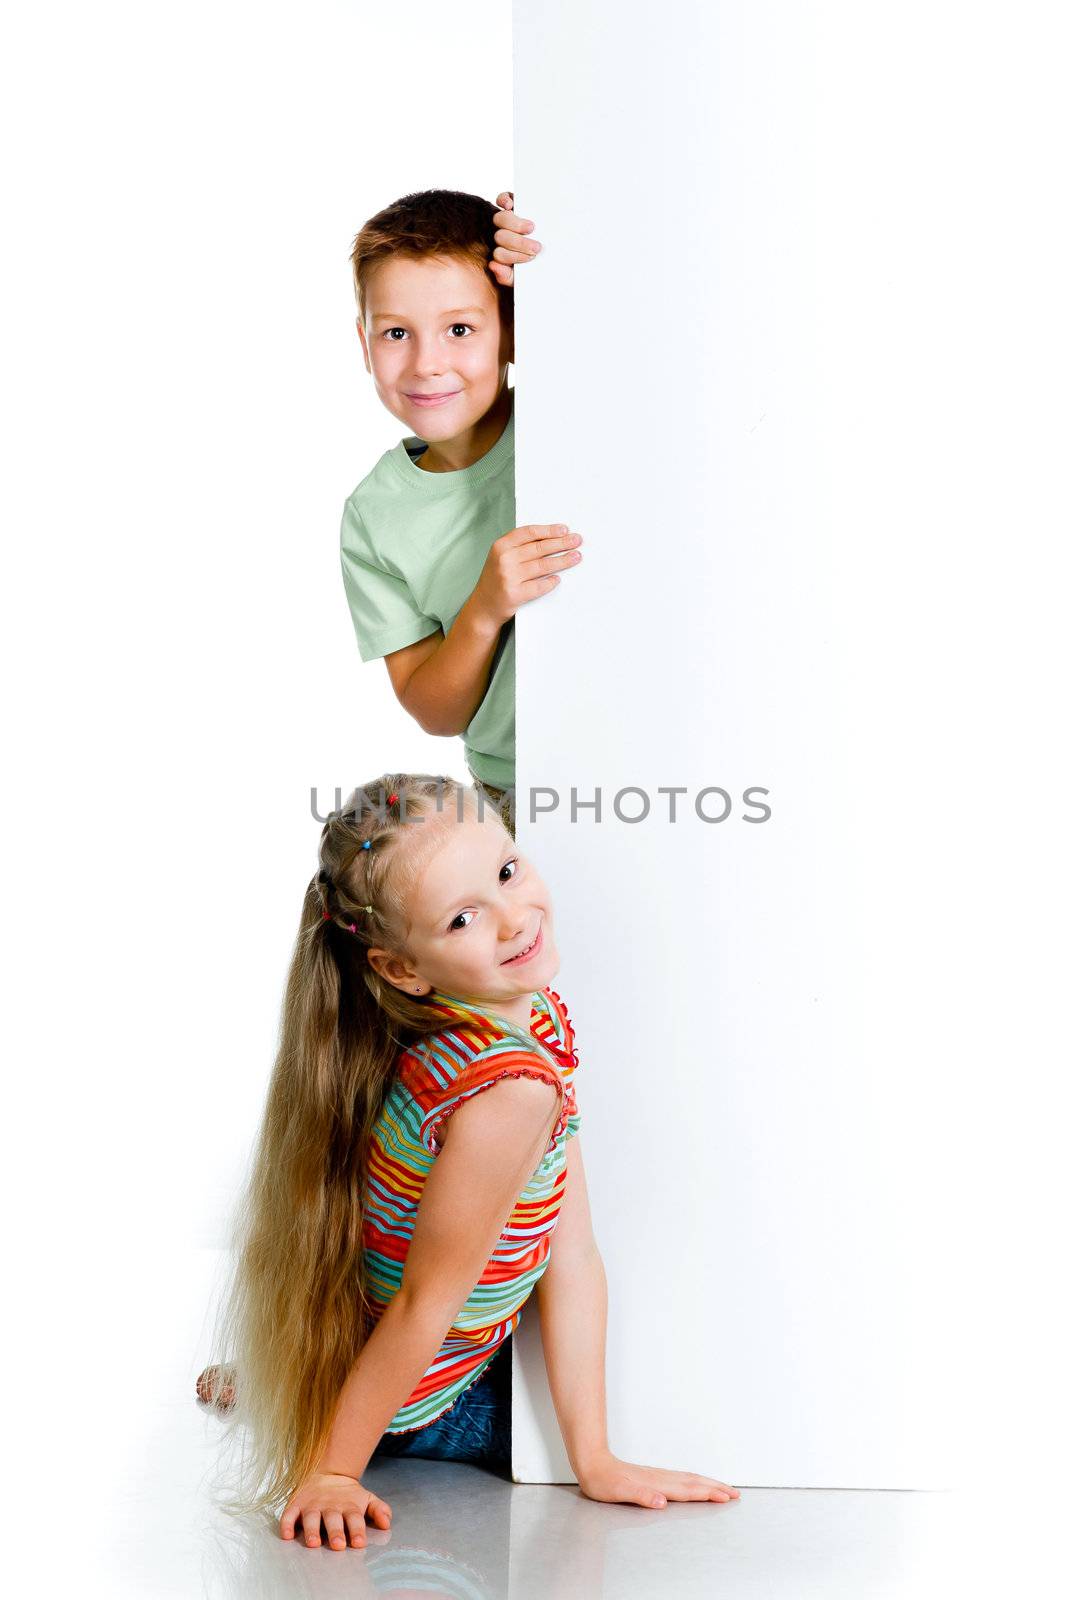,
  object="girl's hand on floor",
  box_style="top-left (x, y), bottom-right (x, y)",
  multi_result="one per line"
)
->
top-left (489, 191), bottom-right (542, 285)
top-left (577, 1451), bottom-right (740, 1510)
top-left (279, 1472), bottom-right (393, 1551)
